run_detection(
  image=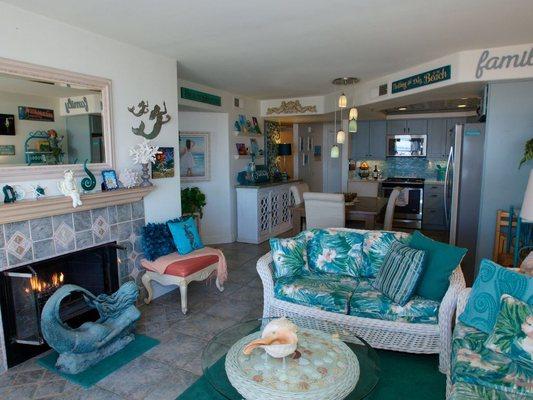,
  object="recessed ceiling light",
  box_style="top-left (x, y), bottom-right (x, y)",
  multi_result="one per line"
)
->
top-left (398, 107), bottom-right (407, 111)
top-left (457, 104), bottom-right (467, 108)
